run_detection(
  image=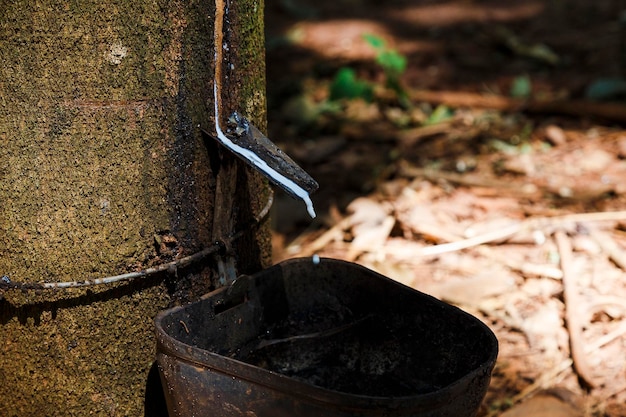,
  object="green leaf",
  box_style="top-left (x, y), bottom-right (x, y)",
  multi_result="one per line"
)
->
top-left (489, 139), bottom-right (519, 154)
top-left (510, 74), bottom-right (532, 98)
top-left (376, 50), bottom-right (407, 75)
top-left (425, 104), bottom-right (453, 125)
top-left (329, 67), bottom-right (373, 101)
top-left (363, 33), bottom-right (386, 50)
top-left (585, 77), bottom-right (626, 100)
